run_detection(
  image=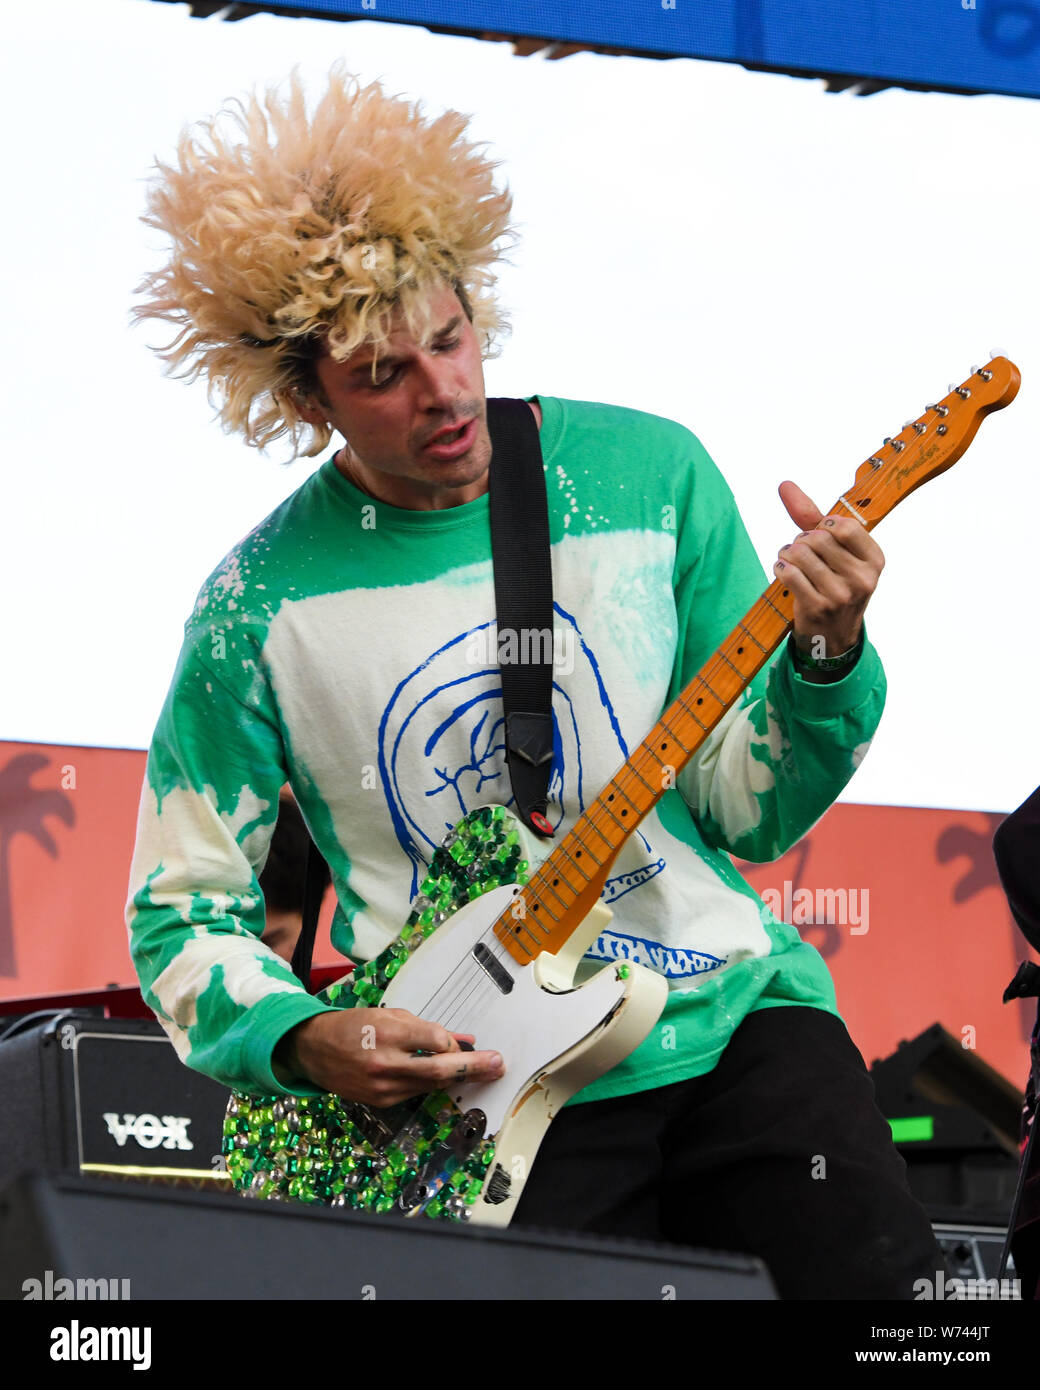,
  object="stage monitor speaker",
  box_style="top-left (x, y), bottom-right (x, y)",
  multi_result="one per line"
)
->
top-left (0, 1011), bottom-right (231, 1192)
top-left (870, 1023), bottom-right (1024, 1224)
top-left (0, 1172), bottom-right (777, 1301)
